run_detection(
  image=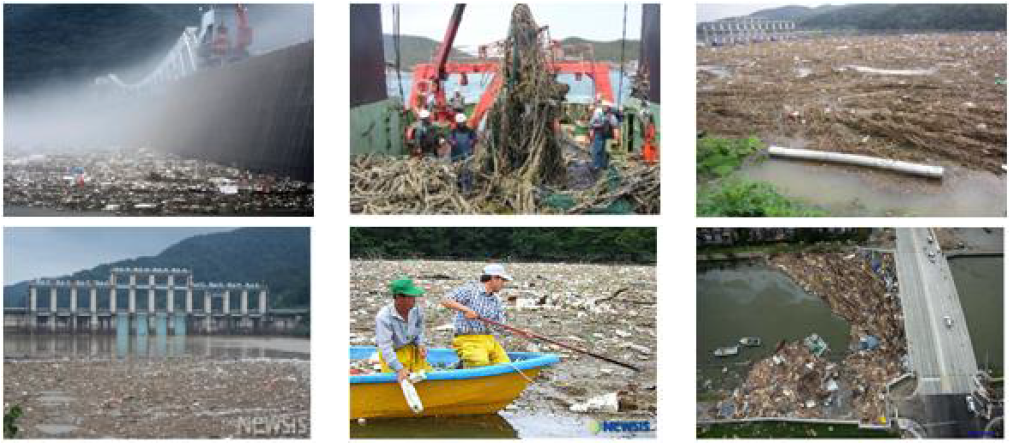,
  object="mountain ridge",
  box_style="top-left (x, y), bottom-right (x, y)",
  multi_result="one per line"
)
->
top-left (3, 228), bottom-right (310, 309)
